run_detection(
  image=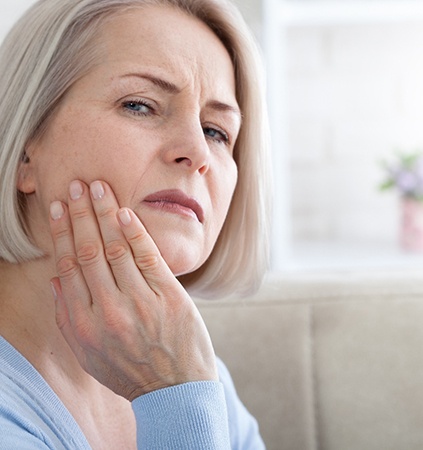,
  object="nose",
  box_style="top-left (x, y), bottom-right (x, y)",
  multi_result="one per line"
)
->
top-left (162, 116), bottom-right (210, 175)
